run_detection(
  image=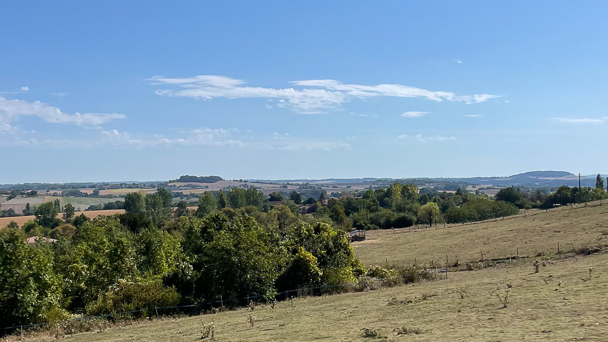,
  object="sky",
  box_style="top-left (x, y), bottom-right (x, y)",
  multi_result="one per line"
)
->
top-left (1, 1), bottom-right (607, 183)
